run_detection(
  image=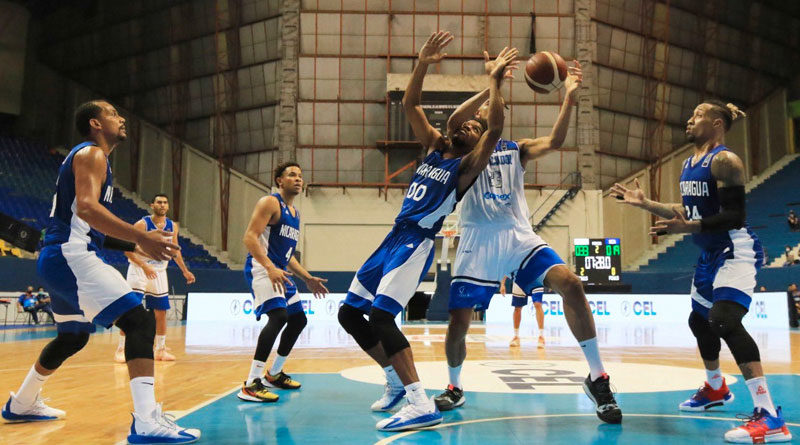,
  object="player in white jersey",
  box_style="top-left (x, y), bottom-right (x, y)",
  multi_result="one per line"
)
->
top-left (114, 194), bottom-right (196, 363)
top-left (433, 60), bottom-right (622, 424)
